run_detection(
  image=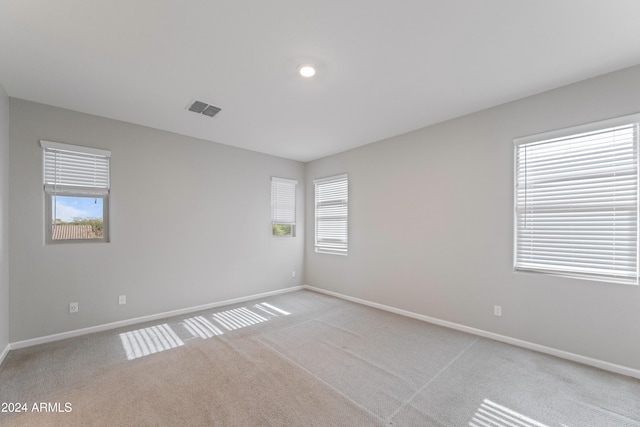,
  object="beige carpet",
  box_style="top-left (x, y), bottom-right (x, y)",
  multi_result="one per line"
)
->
top-left (0, 290), bottom-right (639, 426)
